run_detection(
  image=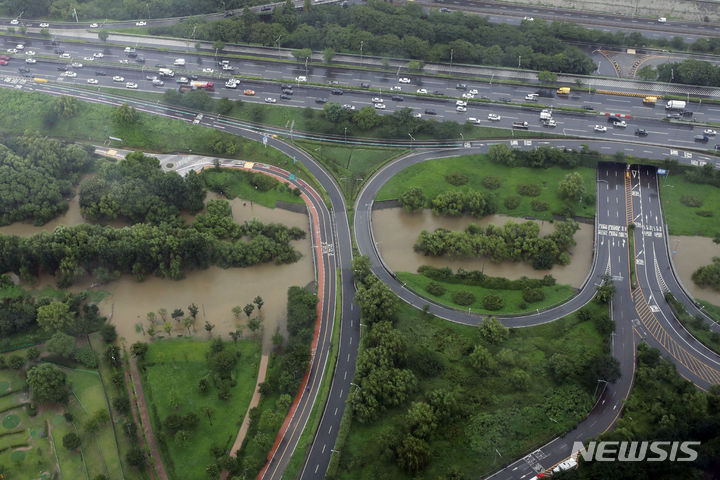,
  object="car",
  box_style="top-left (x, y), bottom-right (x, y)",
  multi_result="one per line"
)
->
top-left (39, 23), bottom-right (49, 28)
top-left (0, 55), bottom-right (9, 61)
top-left (467, 117), bottom-right (480, 124)
top-left (224, 11), bottom-right (234, 17)
top-left (71, 62), bottom-right (83, 68)
top-left (469, 89), bottom-right (478, 95)
top-left (329, 80), bottom-right (339, 85)
top-left (499, 96), bottom-right (512, 102)
top-left (135, 21), bottom-right (147, 26)
top-left (87, 78), bottom-right (98, 84)
top-left (439, 8), bottom-right (451, 13)
top-left (146, 74), bottom-right (157, 80)
top-left (93, 52), bottom-right (104, 58)
top-left (342, 104), bottom-right (356, 110)
top-left (635, 128), bottom-right (648, 136)
top-left (456, 100), bottom-right (467, 106)
top-left (594, 125), bottom-right (607, 132)
top-left (0, 60), bottom-right (7, 66)
top-left (25, 58), bottom-right (36, 64)
top-left (95, 71), bottom-right (107, 76)
top-left (53, 48), bottom-right (64, 54)
top-left (60, 53), bottom-right (71, 58)
top-left (202, 68), bottom-right (214, 73)
top-left (123, 47), bottom-right (135, 53)
top-left (62, 71), bottom-right (77, 77)
top-left (189, 74), bottom-right (198, 80)
top-left (264, 97), bottom-right (276, 103)
top-left (433, 90), bottom-right (444, 96)
top-left (488, 113), bottom-right (501, 121)
top-left (15, 44), bottom-right (23, 50)
top-left (224, 80), bottom-right (238, 88)
top-left (371, 97), bottom-right (383, 103)
top-left (152, 79), bottom-right (164, 86)
top-left (6, 49), bottom-right (16, 54)
top-left (90, 23), bottom-right (99, 28)
top-left (525, 93), bottom-right (539, 101)
top-left (416, 88), bottom-right (427, 94)
top-left (244, 89), bottom-right (256, 95)
top-left (221, 64), bottom-right (234, 71)
top-left (83, 57), bottom-right (94, 61)
top-left (176, 77), bottom-right (189, 84)
top-left (391, 86), bottom-right (402, 91)
top-left (280, 83), bottom-right (292, 89)
top-left (57, 66), bottom-right (68, 71)
top-left (715, 144), bottom-right (720, 151)
top-left (360, 82), bottom-right (370, 88)
top-left (261, 5), bottom-right (273, 10)
top-left (25, 50), bottom-right (35, 56)
top-left (398, 77), bottom-right (411, 84)
top-left (9, 19), bottom-right (18, 25)
top-left (280, 94), bottom-right (291, 100)
top-left (315, 97), bottom-right (328, 104)
top-left (704, 129), bottom-right (717, 136)
top-left (295, 75), bottom-right (307, 82)
top-left (391, 95), bottom-right (403, 101)
top-left (543, 119), bottom-right (557, 127)
top-left (281, 88), bottom-right (293, 95)
top-left (583, 105), bottom-right (595, 111)
top-left (374, 103), bottom-right (386, 109)
top-left (331, 89), bottom-right (343, 95)
top-left (135, 56), bottom-right (145, 63)
top-left (612, 120), bottom-right (627, 128)
top-left (456, 106), bottom-right (467, 112)
top-left (17, 67), bottom-right (30, 73)
top-left (658, 17), bottom-right (667, 23)
top-left (126, 82), bottom-right (138, 89)
top-left (424, 108), bottom-right (437, 115)
top-left (523, 16), bottom-right (534, 21)
top-left (461, 93), bottom-right (474, 99)
top-left (666, 113), bottom-right (681, 119)
top-left (127, 51), bottom-right (137, 58)
top-left (607, 116), bottom-right (623, 124)
top-left (456, 83), bottom-right (467, 90)
top-left (112, 75), bottom-right (124, 82)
